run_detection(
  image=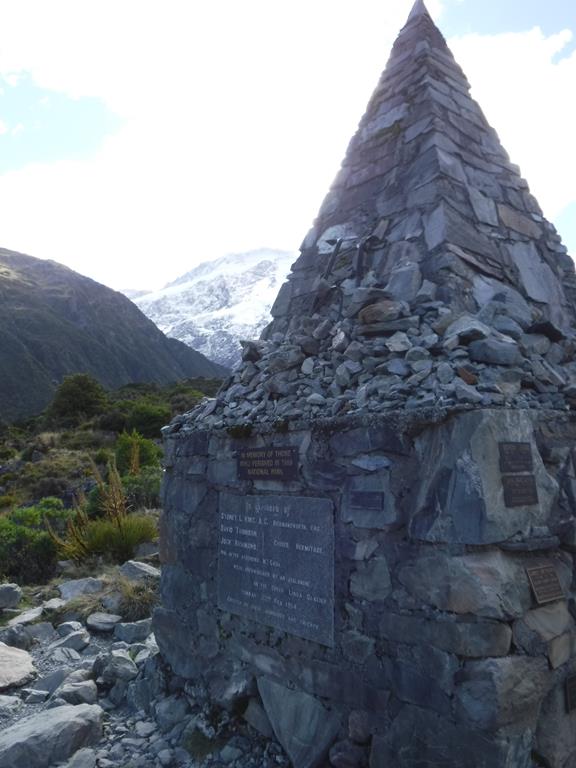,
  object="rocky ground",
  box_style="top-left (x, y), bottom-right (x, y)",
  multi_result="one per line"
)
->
top-left (0, 564), bottom-right (290, 768)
